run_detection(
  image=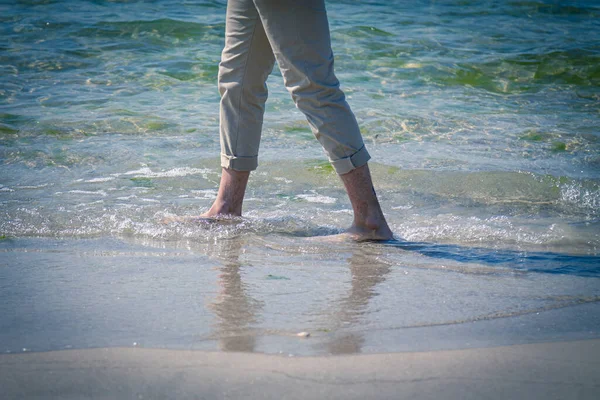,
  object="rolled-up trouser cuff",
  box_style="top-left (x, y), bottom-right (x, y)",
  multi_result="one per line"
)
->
top-left (330, 145), bottom-right (371, 175)
top-left (221, 154), bottom-right (258, 171)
